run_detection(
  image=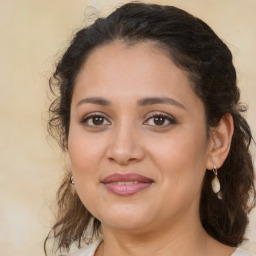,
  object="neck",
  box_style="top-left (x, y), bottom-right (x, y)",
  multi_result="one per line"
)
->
top-left (100, 213), bottom-right (211, 256)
